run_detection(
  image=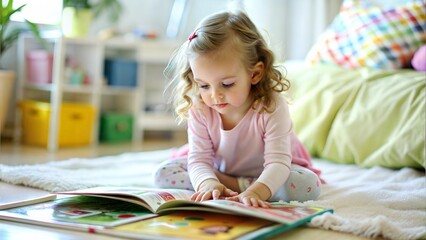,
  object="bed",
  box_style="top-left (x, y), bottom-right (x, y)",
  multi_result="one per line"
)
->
top-left (1, 0), bottom-right (425, 239)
